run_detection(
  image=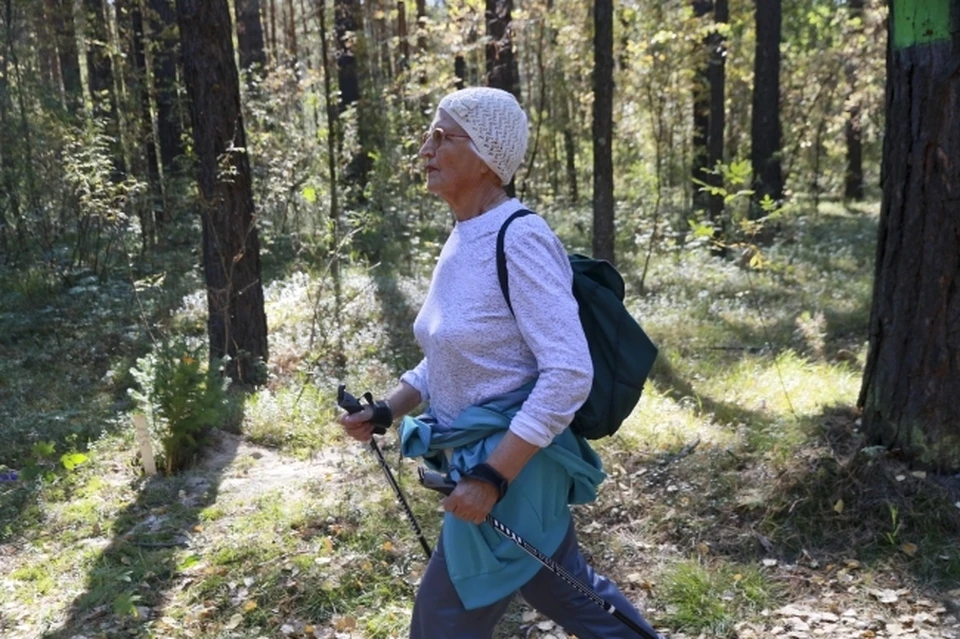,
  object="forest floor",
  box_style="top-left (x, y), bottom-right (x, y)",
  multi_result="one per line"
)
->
top-left (2, 201), bottom-right (960, 638)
